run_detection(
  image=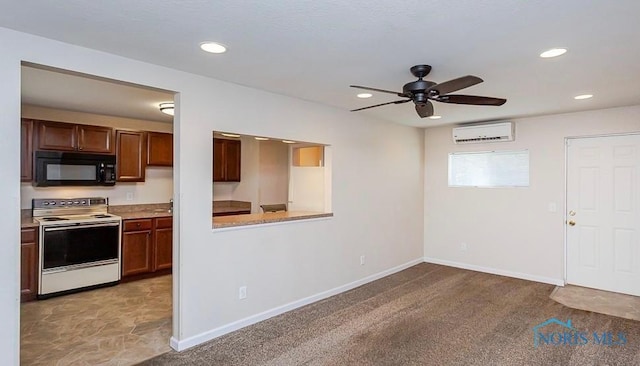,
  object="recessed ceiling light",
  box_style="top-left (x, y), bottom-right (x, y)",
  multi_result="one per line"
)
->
top-left (428, 115), bottom-right (442, 120)
top-left (357, 93), bottom-right (373, 99)
top-left (254, 137), bottom-right (269, 141)
top-left (282, 140), bottom-right (296, 144)
top-left (540, 48), bottom-right (567, 58)
top-left (220, 133), bottom-right (240, 138)
top-left (574, 94), bottom-right (593, 100)
top-left (200, 42), bottom-right (227, 54)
